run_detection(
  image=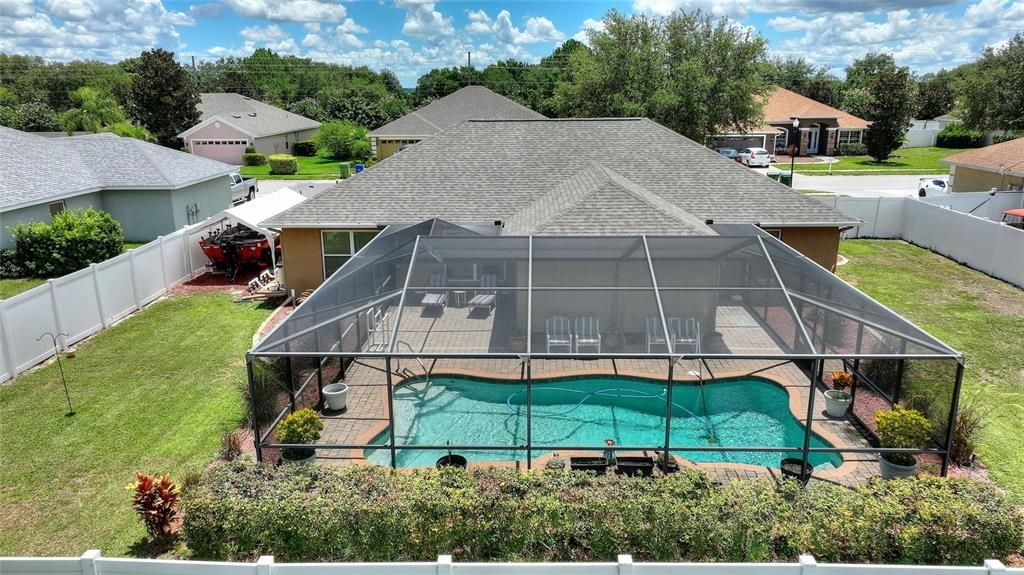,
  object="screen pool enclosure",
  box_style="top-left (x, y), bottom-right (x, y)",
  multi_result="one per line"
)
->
top-left (248, 219), bottom-right (965, 477)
